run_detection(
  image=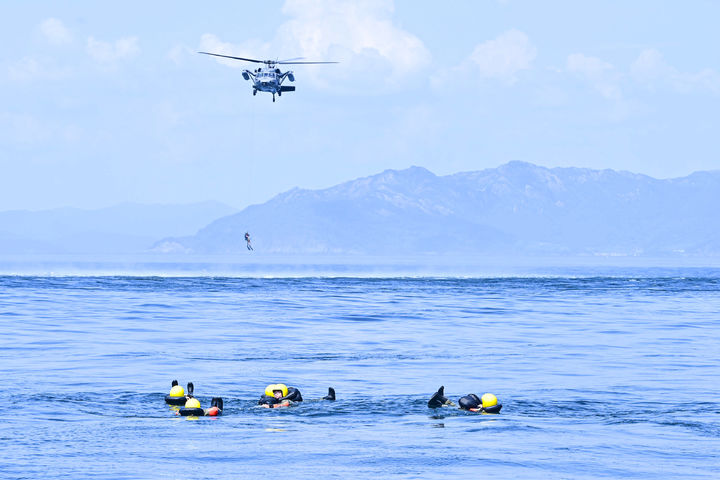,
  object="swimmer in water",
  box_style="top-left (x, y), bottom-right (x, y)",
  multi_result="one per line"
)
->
top-left (259, 384), bottom-right (335, 408)
top-left (165, 380), bottom-right (195, 405)
top-left (178, 396), bottom-right (224, 416)
top-left (427, 385), bottom-right (502, 413)
top-left (258, 383), bottom-right (292, 408)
